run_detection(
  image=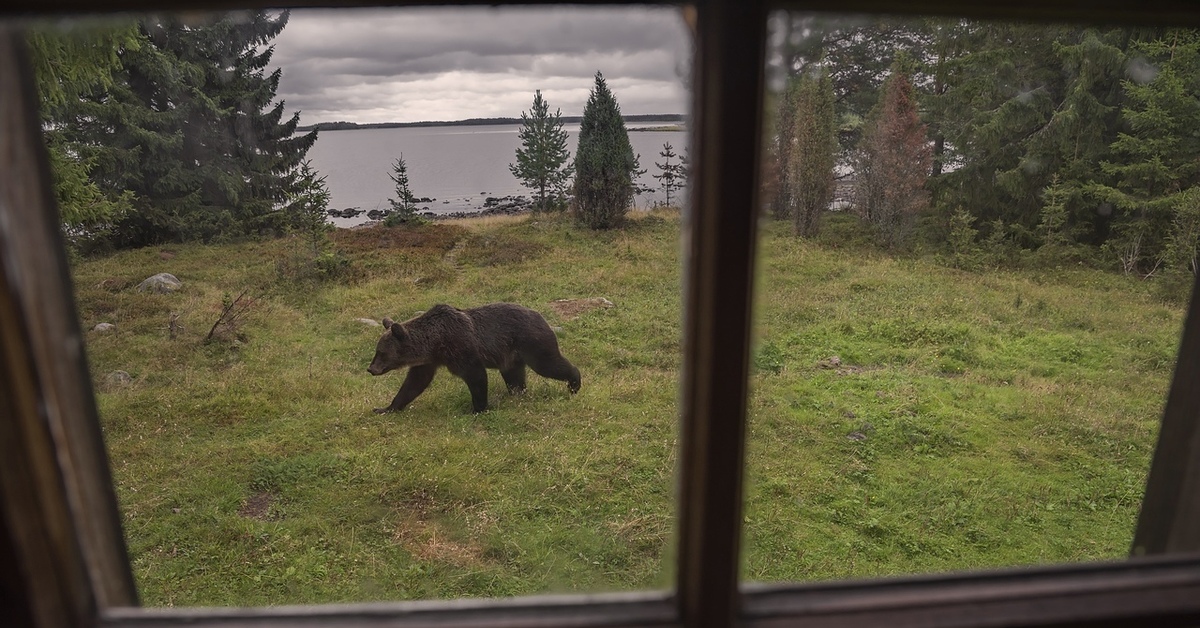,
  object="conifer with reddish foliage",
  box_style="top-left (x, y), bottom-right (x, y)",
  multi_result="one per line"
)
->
top-left (854, 63), bottom-right (932, 247)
